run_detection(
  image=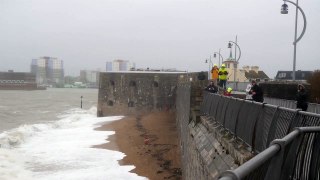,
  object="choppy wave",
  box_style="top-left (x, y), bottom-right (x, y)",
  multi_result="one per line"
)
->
top-left (0, 106), bottom-right (146, 180)
top-left (0, 107), bottom-right (91, 149)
